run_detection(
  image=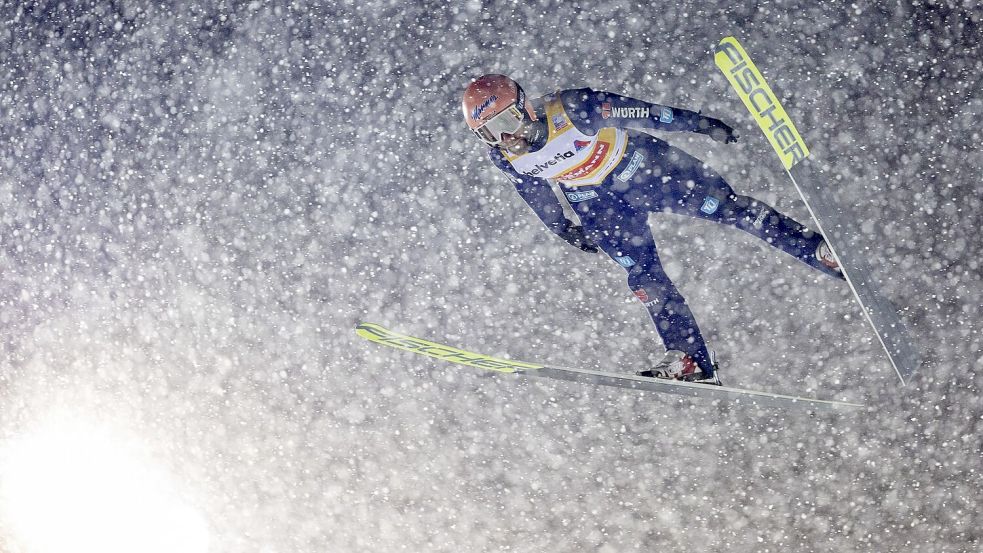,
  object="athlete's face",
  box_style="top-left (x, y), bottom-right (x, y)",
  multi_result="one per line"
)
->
top-left (501, 118), bottom-right (541, 155)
